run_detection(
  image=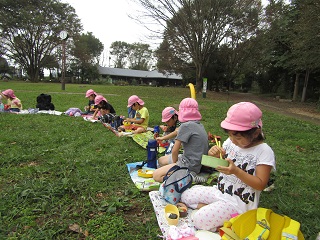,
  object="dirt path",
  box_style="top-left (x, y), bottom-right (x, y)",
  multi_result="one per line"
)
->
top-left (205, 91), bottom-right (320, 125)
